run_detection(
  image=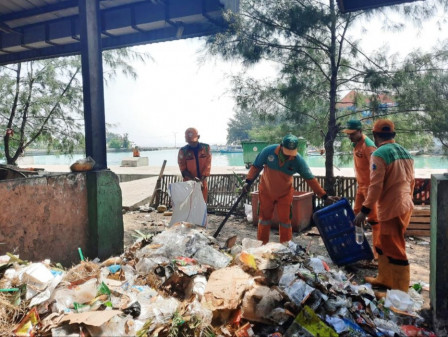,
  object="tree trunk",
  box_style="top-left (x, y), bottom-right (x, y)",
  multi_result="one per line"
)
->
top-left (324, 0), bottom-right (338, 196)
